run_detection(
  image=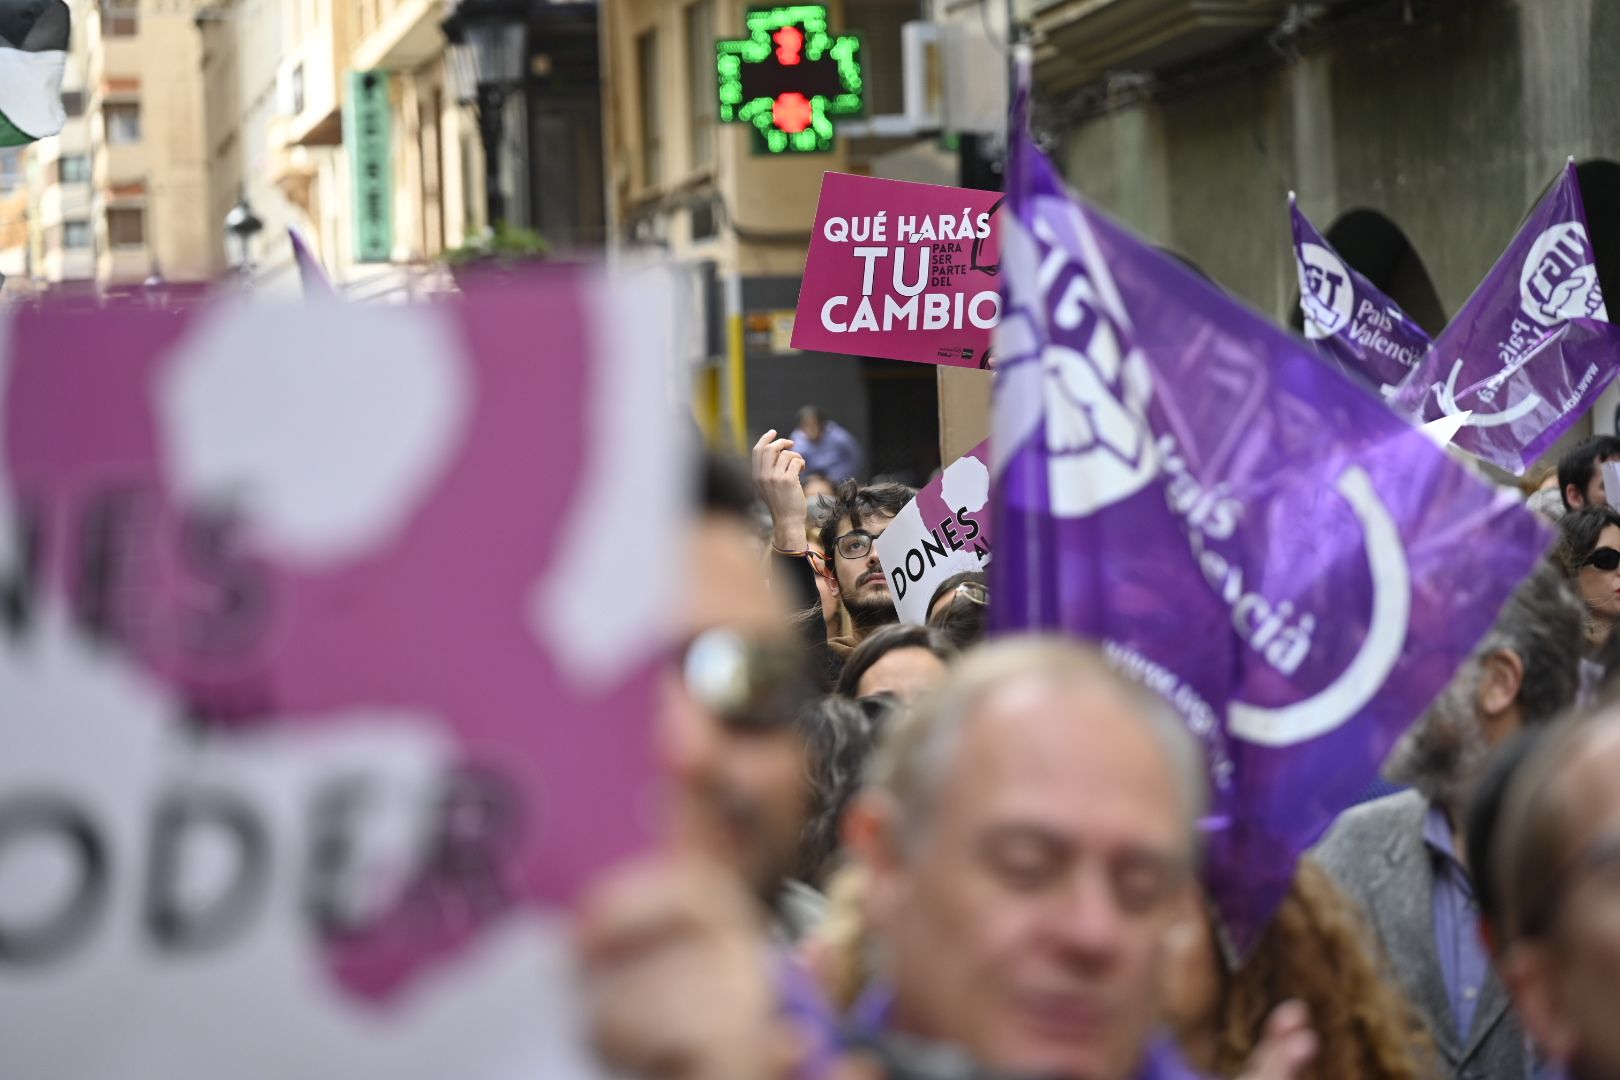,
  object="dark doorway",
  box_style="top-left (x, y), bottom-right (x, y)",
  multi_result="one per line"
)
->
top-left (1287, 209), bottom-right (1447, 335)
